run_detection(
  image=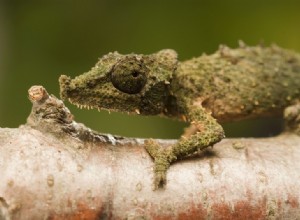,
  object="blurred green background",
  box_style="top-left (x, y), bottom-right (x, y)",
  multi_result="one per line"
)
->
top-left (1, 0), bottom-right (300, 138)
